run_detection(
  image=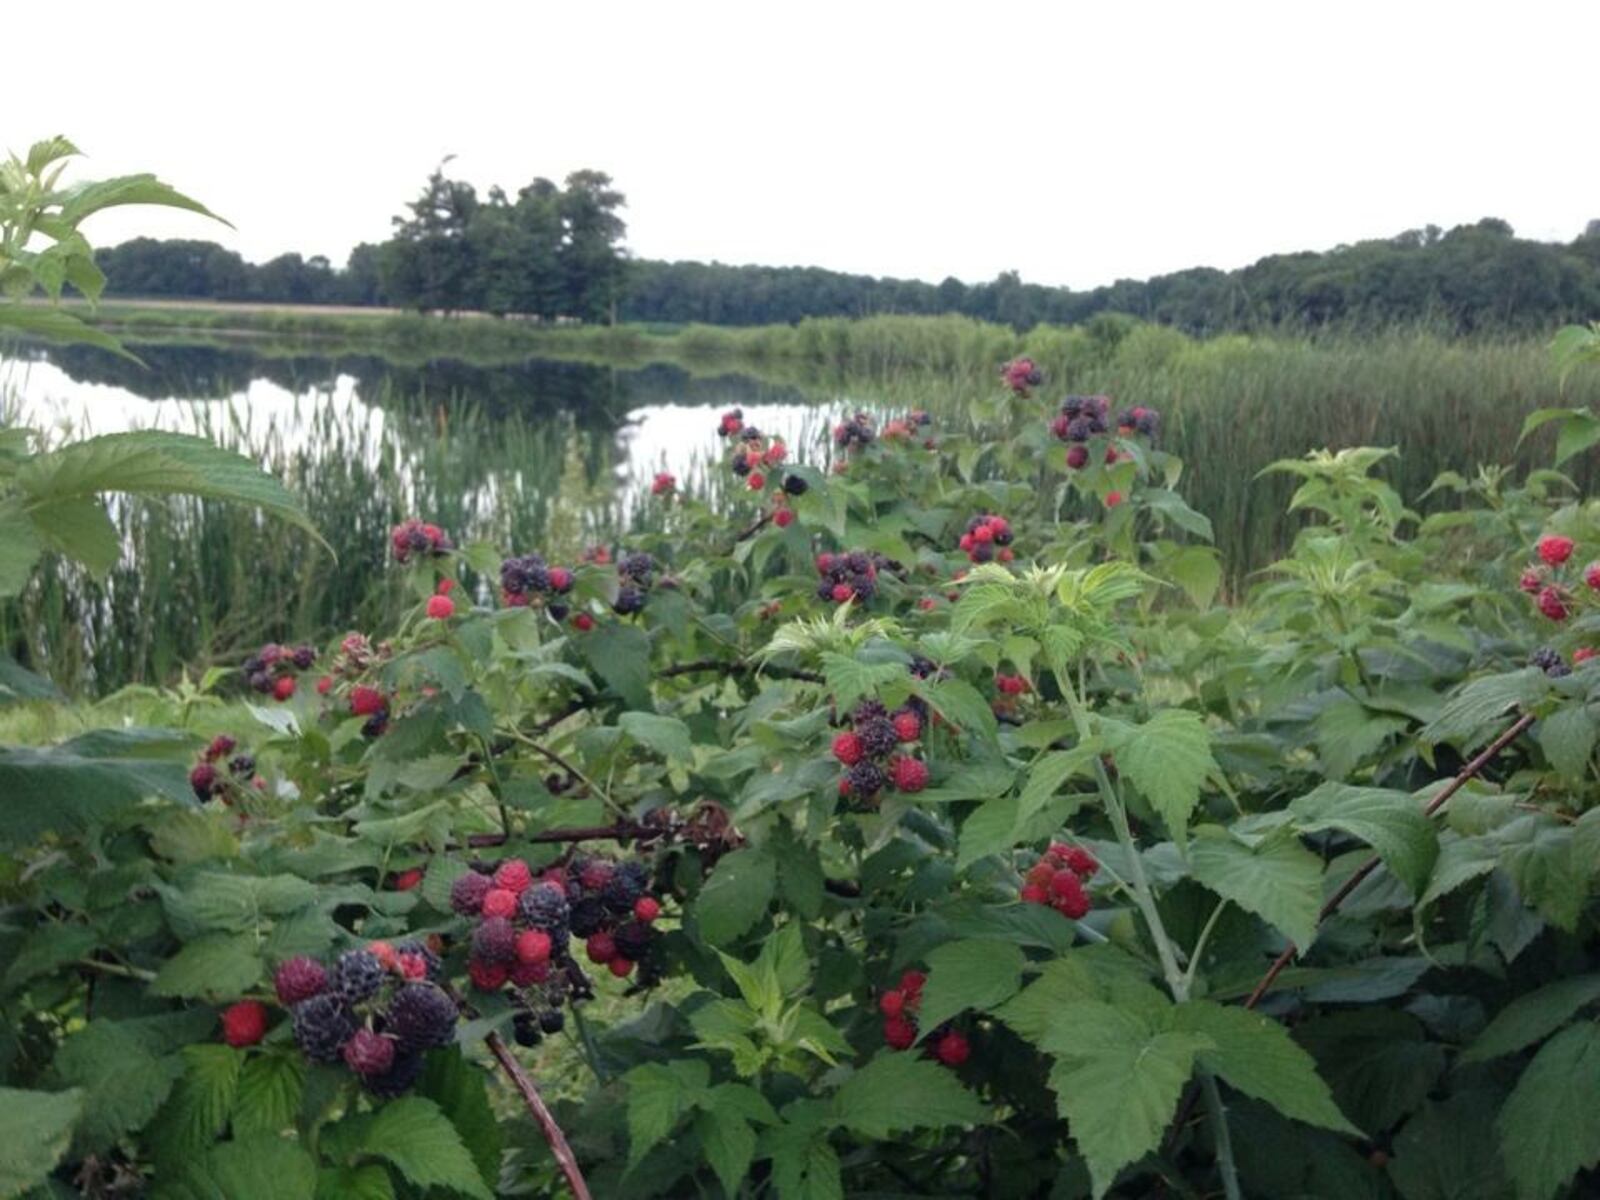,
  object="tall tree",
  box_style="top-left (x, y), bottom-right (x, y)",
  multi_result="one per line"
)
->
top-left (383, 163), bottom-right (479, 314)
top-left (559, 170), bottom-right (627, 323)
